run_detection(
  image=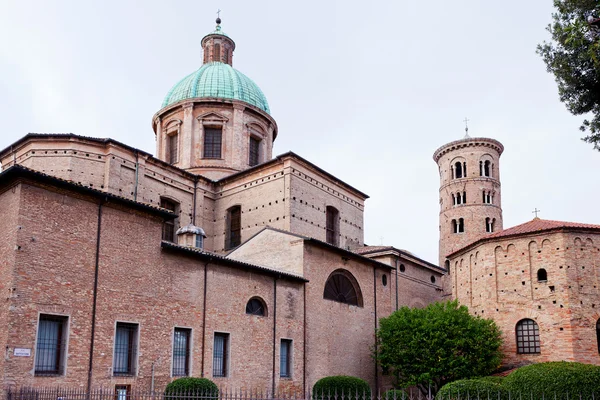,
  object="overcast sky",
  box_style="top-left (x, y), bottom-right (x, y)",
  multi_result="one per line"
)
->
top-left (1, 1), bottom-right (598, 265)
